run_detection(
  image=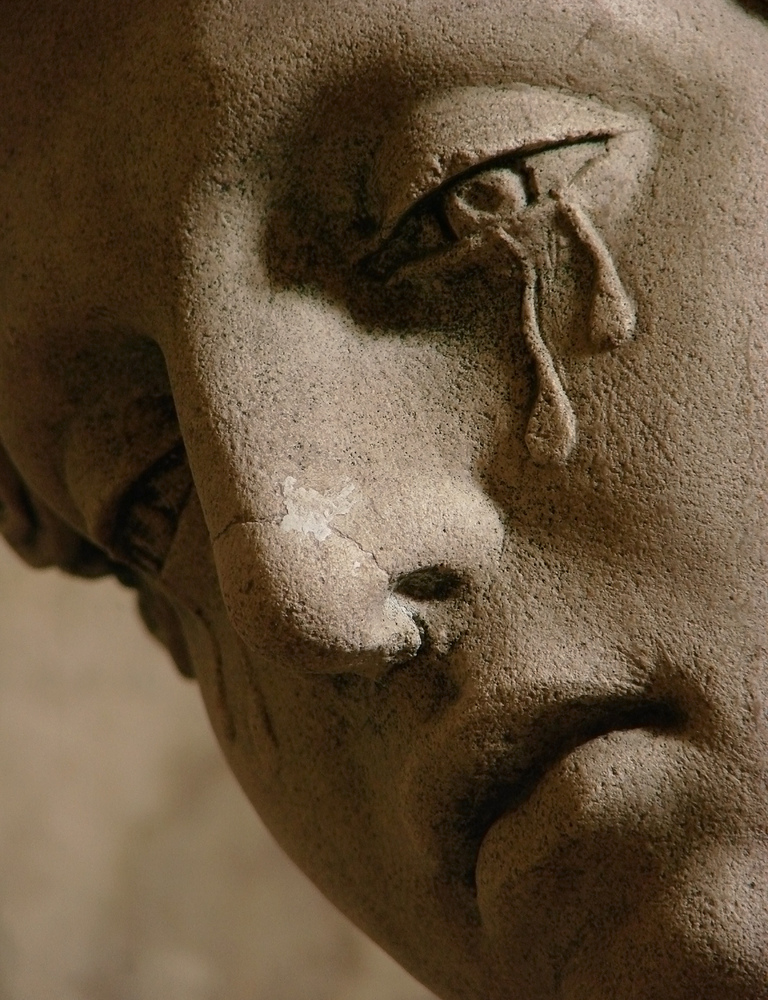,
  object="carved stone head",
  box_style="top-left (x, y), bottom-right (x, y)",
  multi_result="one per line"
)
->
top-left (1, 1), bottom-right (766, 997)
